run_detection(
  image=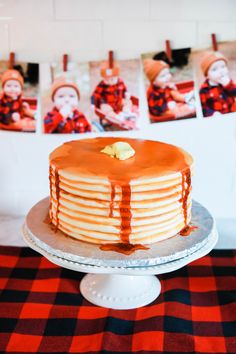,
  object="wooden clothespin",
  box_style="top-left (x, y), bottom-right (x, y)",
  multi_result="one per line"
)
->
top-left (63, 54), bottom-right (68, 72)
top-left (108, 50), bottom-right (114, 68)
top-left (165, 40), bottom-right (172, 63)
top-left (211, 33), bottom-right (218, 51)
top-left (8, 52), bottom-right (15, 69)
